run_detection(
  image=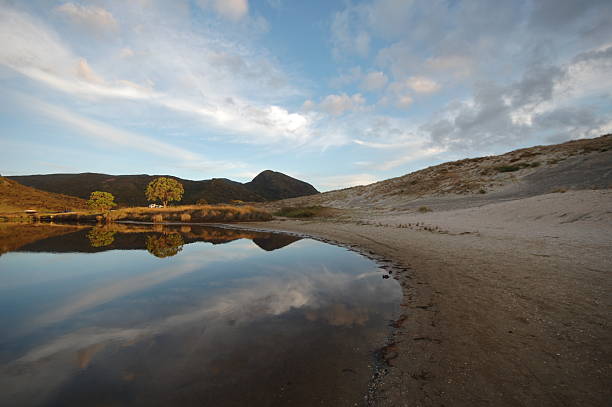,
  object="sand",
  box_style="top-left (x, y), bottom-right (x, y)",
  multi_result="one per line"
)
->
top-left (246, 189), bottom-right (612, 406)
